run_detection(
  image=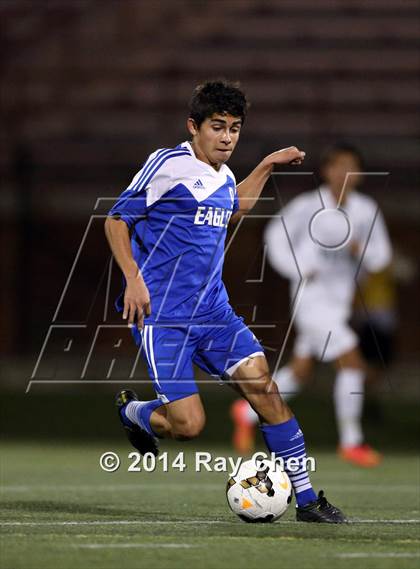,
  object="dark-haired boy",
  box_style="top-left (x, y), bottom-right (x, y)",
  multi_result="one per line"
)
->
top-left (105, 81), bottom-right (346, 522)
